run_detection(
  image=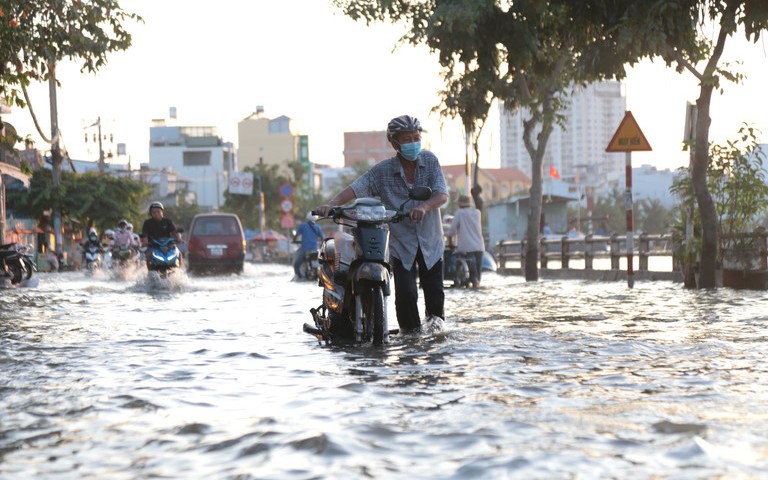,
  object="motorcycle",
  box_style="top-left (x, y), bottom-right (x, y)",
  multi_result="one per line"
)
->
top-left (303, 186), bottom-right (432, 345)
top-left (146, 237), bottom-right (181, 278)
top-left (301, 250), bottom-right (320, 281)
top-left (83, 244), bottom-right (103, 273)
top-left (1, 242), bottom-right (28, 285)
top-left (15, 244), bottom-right (37, 281)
